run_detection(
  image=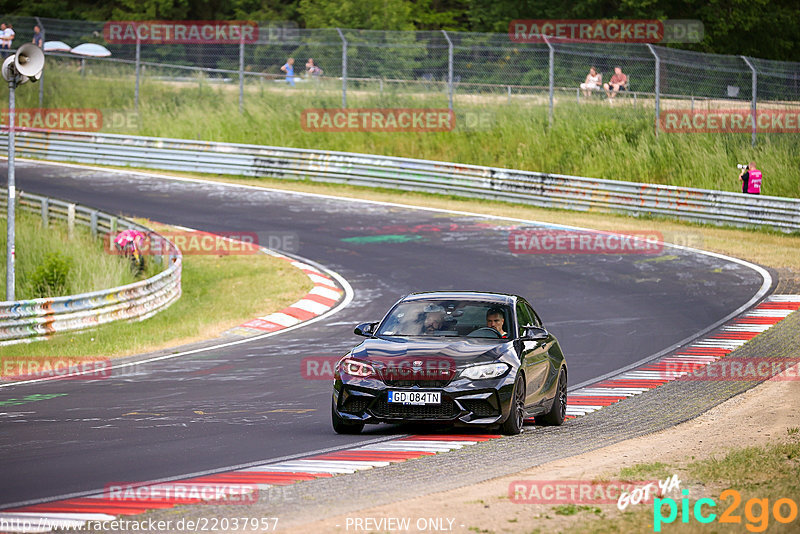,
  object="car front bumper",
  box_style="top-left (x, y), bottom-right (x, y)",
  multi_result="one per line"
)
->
top-left (333, 374), bottom-right (517, 427)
